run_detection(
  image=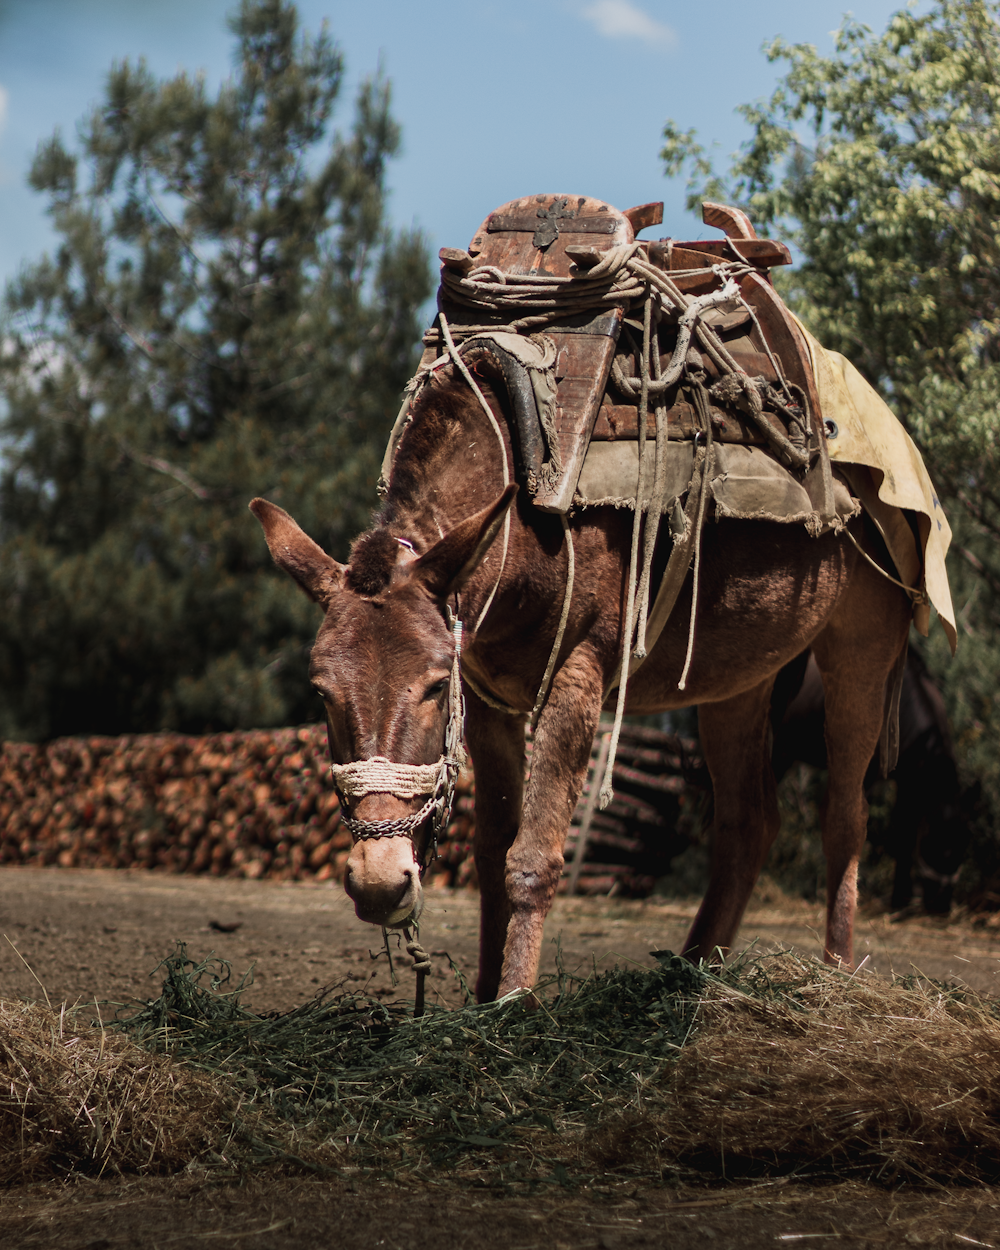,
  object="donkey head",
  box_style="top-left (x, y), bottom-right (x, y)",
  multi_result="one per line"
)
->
top-left (250, 487), bottom-right (516, 929)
